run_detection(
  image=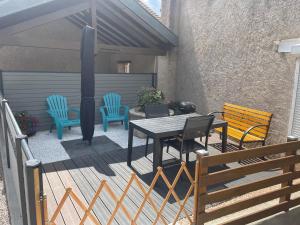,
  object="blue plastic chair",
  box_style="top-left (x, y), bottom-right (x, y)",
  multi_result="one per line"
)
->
top-left (47, 95), bottom-right (80, 139)
top-left (100, 92), bottom-right (129, 132)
